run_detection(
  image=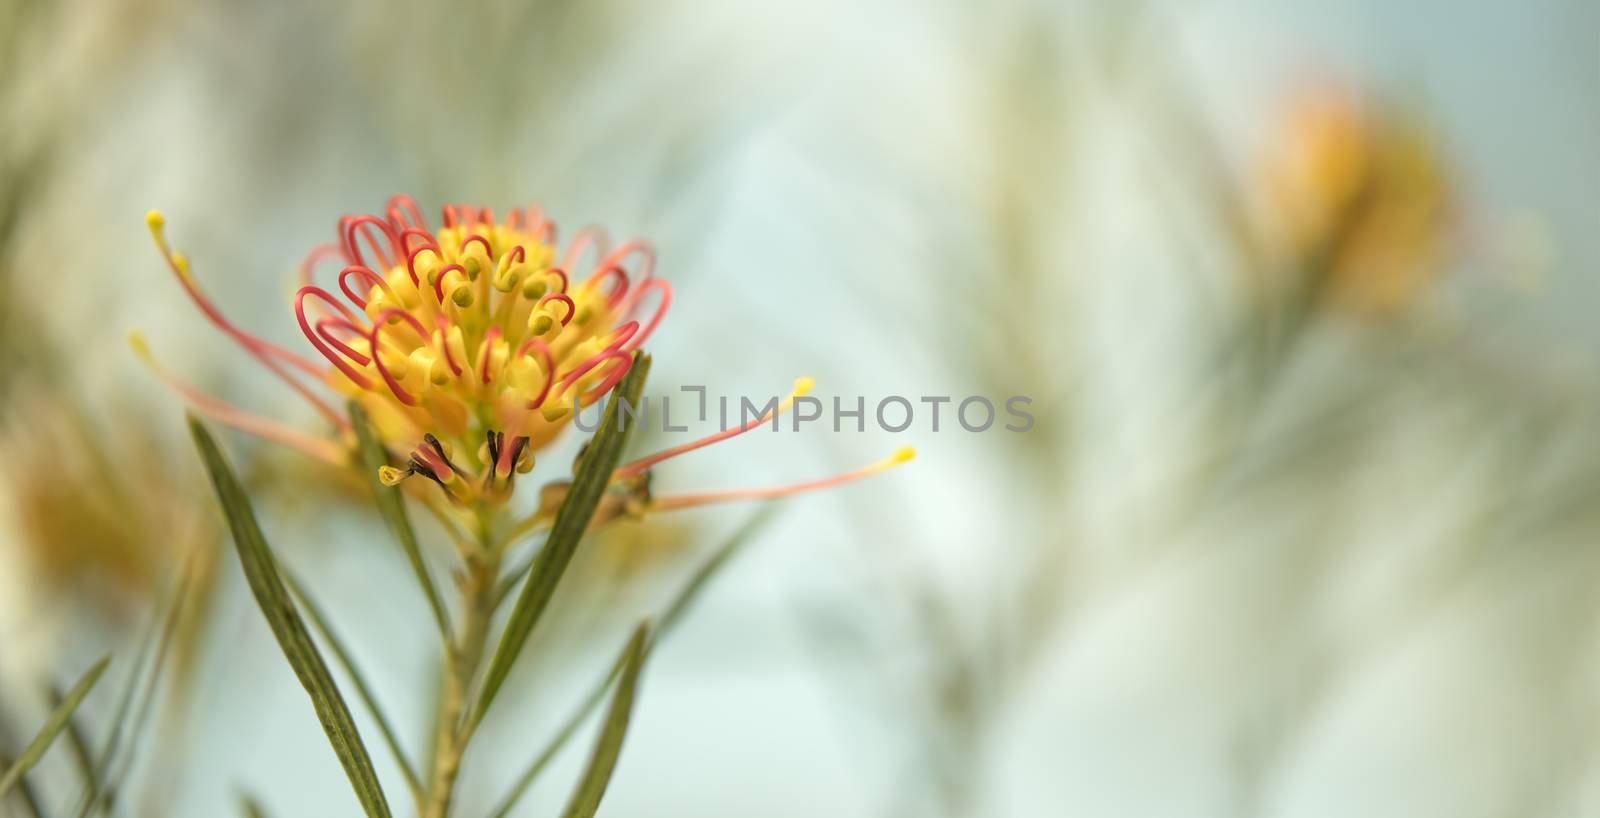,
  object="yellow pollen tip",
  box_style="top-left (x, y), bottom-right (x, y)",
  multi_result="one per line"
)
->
top-left (128, 331), bottom-right (153, 362)
top-left (889, 447), bottom-right (916, 465)
top-left (775, 375), bottom-right (817, 414)
top-left (145, 210), bottom-right (165, 232)
top-left (377, 465), bottom-right (408, 486)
